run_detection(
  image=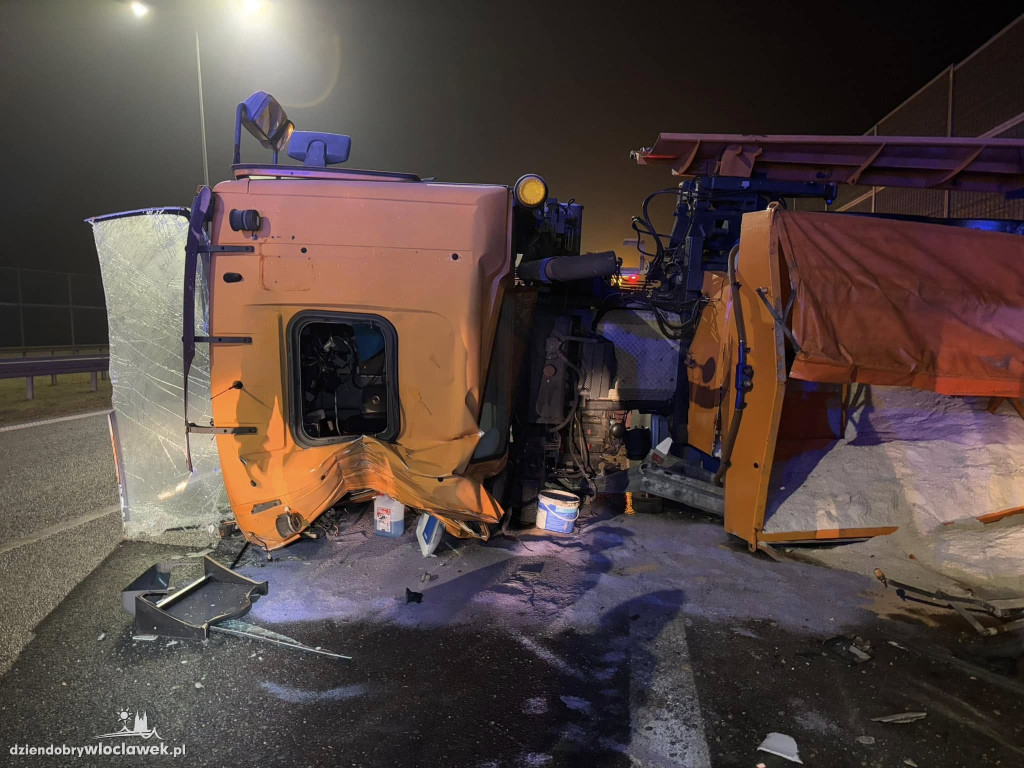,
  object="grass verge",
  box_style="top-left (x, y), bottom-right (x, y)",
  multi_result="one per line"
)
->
top-left (0, 373), bottom-right (112, 425)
